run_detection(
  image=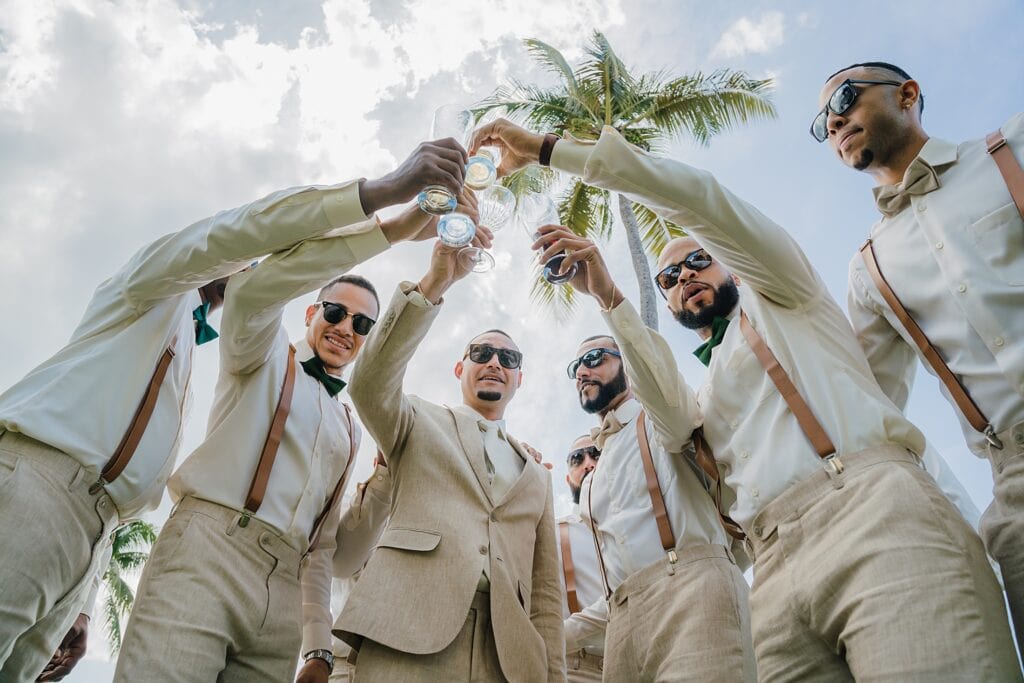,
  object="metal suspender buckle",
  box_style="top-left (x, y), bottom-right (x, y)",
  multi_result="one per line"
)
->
top-left (823, 454), bottom-right (845, 477)
top-left (88, 480), bottom-right (105, 495)
top-left (238, 512), bottom-right (251, 528)
top-left (667, 549), bottom-right (678, 565)
top-left (984, 424), bottom-right (1005, 450)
